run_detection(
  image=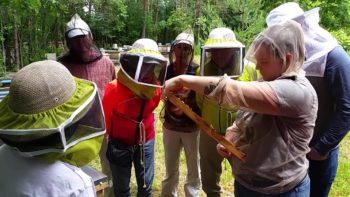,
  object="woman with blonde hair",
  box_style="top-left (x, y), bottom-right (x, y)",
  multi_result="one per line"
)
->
top-left (163, 20), bottom-right (318, 196)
